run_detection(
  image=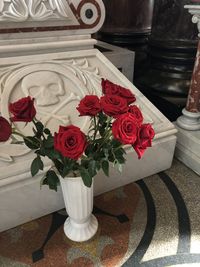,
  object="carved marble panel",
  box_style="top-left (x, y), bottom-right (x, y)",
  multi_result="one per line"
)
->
top-left (0, 48), bottom-right (178, 232)
top-left (0, 0), bottom-right (105, 35)
top-left (0, 57), bottom-right (102, 162)
top-left (0, 49), bottom-right (176, 167)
